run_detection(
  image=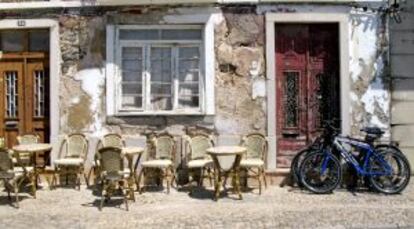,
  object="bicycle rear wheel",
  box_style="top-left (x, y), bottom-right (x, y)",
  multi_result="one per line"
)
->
top-left (299, 151), bottom-right (342, 194)
top-left (368, 148), bottom-right (411, 194)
